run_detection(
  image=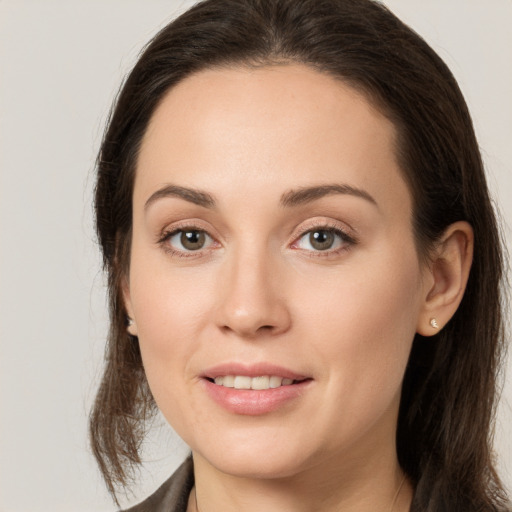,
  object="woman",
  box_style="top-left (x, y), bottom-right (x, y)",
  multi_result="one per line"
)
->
top-left (90, 0), bottom-right (510, 510)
